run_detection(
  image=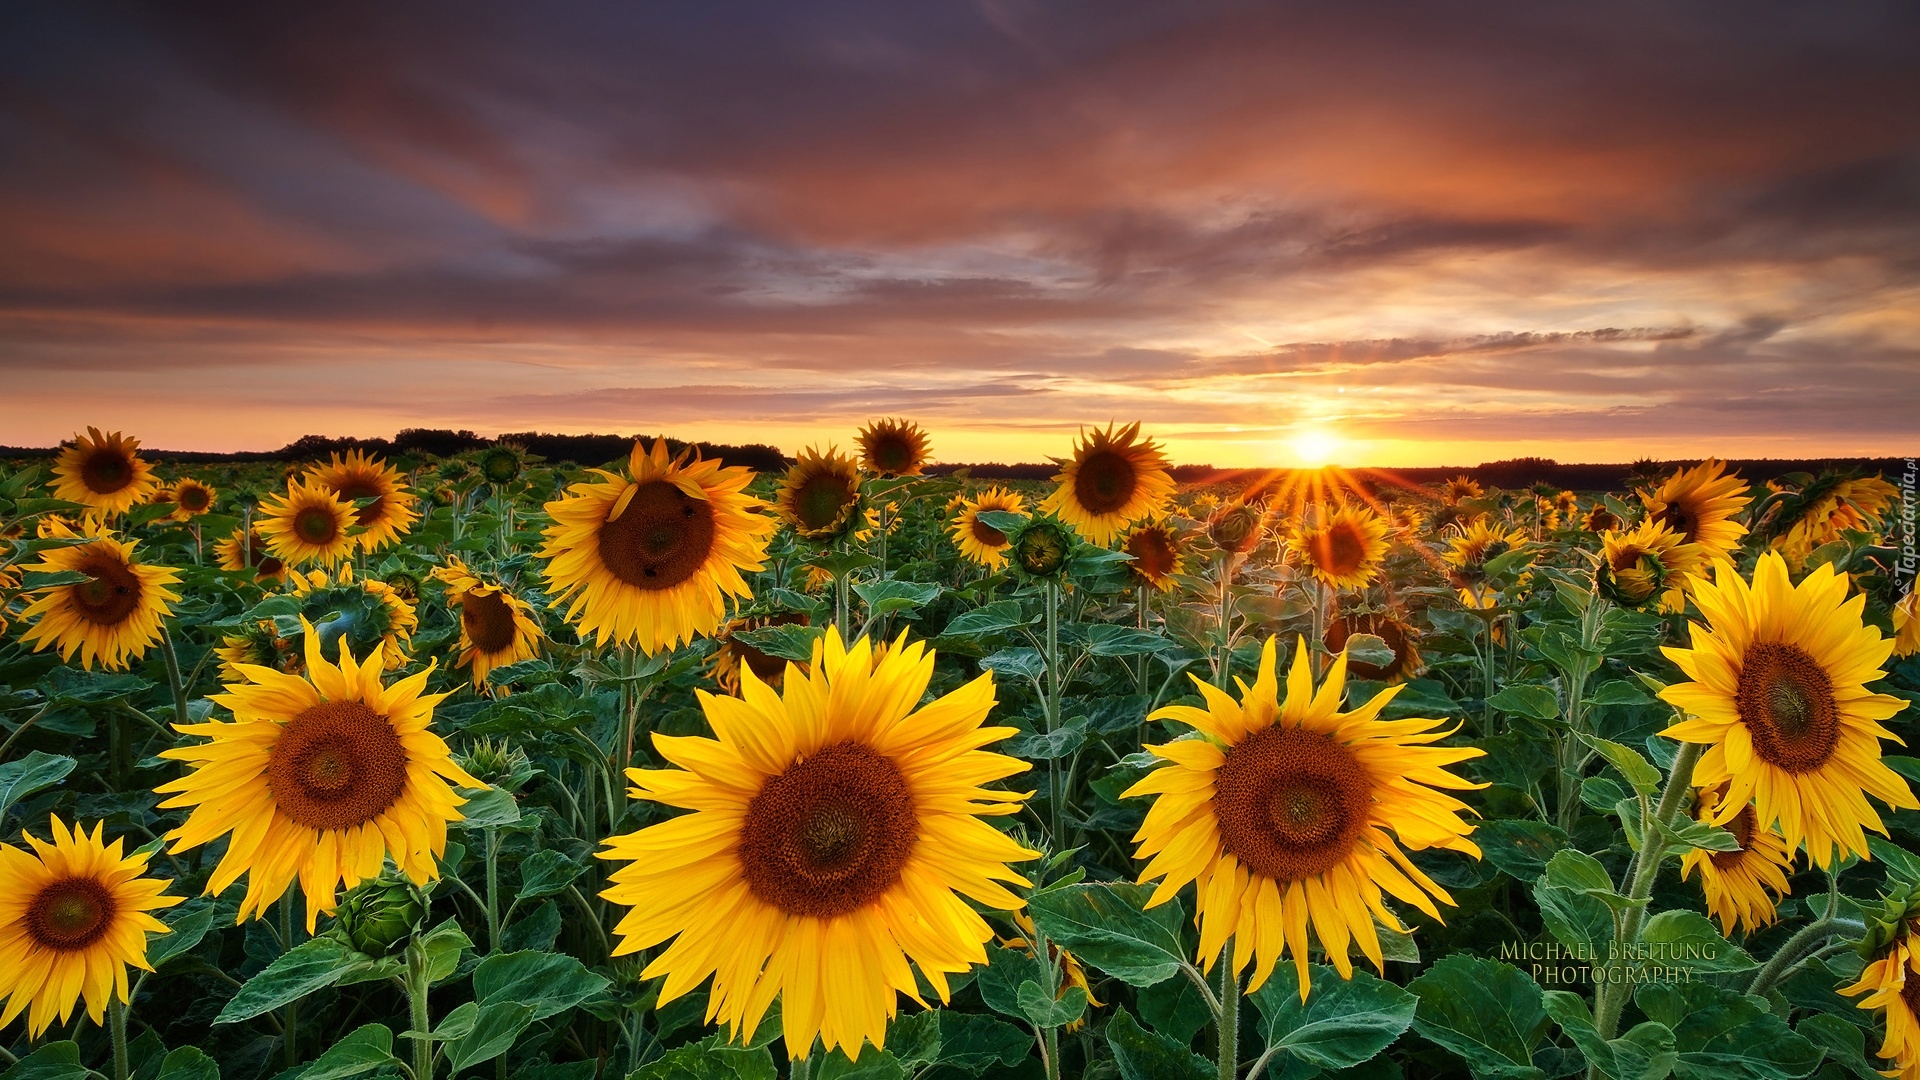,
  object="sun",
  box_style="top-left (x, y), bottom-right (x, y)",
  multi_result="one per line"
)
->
top-left (1290, 427), bottom-right (1342, 468)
